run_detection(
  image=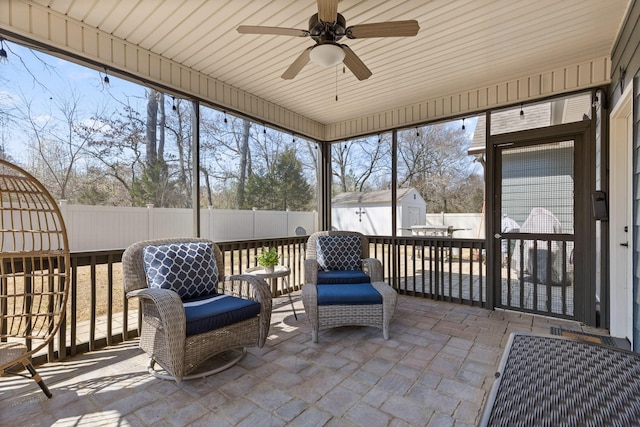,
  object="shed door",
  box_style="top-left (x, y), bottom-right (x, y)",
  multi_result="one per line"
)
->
top-left (408, 207), bottom-right (420, 226)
